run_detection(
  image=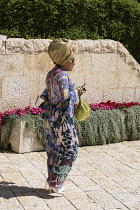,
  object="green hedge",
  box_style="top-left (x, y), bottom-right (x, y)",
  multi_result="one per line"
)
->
top-left (74, 106), bottom-right (140, 146)
top-left (0, 0), bottom-right (140, 63)
top-left (1, 106), bottom-right (140, 148)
